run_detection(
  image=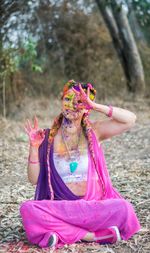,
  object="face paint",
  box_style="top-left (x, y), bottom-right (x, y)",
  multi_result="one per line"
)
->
top-left (62, 90), bottom-right (85, 120)
top-left (63, 92), bottom-right (76, 110)
top-left (62, 80), bottom-right (96, 102)
top-left (63, 117), bottom-right (71, 128)
top-left (89, 93), bottom-right (95, 101)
